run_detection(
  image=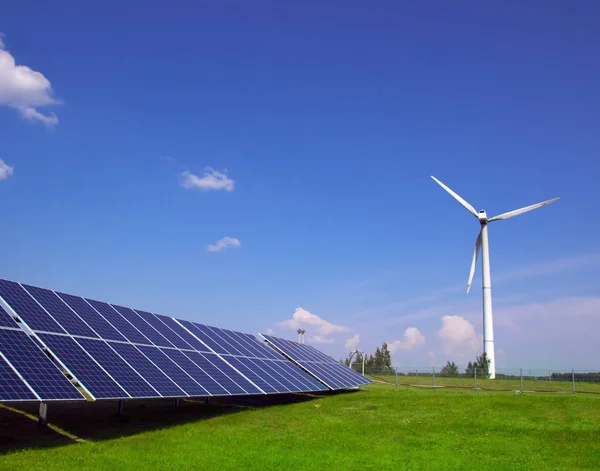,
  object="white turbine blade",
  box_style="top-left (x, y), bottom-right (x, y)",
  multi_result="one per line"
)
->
top-left (467, 229), bottom-right (482, 294)
top-left (488, 197), bottom-right (559, 222)
top-left (430, 176), bottom-right (478, 218)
